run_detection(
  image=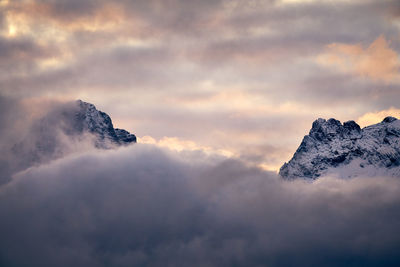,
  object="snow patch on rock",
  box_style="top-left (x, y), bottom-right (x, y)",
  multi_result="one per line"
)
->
top-left (280, 117), bottom-right (400, 180)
